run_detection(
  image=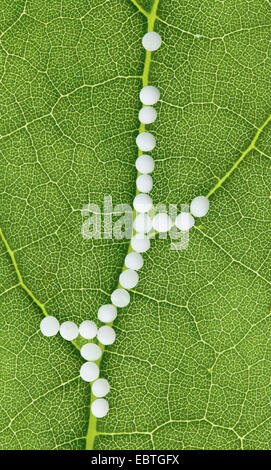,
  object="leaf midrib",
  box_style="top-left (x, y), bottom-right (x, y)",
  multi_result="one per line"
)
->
top-left (85, 0), bottom-right (161, 451)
